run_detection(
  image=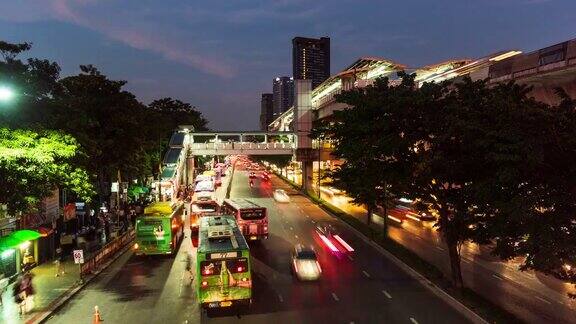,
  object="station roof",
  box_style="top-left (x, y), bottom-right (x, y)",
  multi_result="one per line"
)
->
top-left (163, 148), bottom-right (182, 165)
